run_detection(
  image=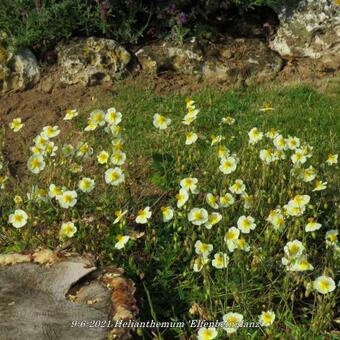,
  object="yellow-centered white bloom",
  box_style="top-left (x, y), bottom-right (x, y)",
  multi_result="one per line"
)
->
top-left (27, 155), bottom-right (46, 174)
top-left (223, 312), bottom-right (243, 334)
top-left (115, 235), bottom-right (130, 250)
top-left (210, 134), bottom-right (224, 146)
top-left (206, 193), bottom-right (219, 209)
top-left (105, 107), bottom-right (122, 125)
top-left (291, 149), bottom-right (307, 165)
top-left (265, 128), bottom-right (278, 139)
top-left (224, 227), bottom-right (240, 252)
top-left (235, 237), bottom-right (250, 252)
top-left (34, 134), bottom-right (49, 149)
top-left (30, 145), bottom-right (43, 155)
top-left (212, 252), bottom-right (229, 269)
top-left (217, 145), bottom-right (230, 159)
top-left (205, 212), bottom-right (222, 229)
top-left (9, 118), bottom-right (24, 132)
top-left (313, 275), bottom-right (336, 294)
top-left (113, 209), bottom-right (128, 224)
top-left (260, 149), bottom-right (275, 163)
top-left (180, 177), bottom-right (198, 193)
top-left (105, 167), bottom-right (125, 186)
top-left (77, 142), bottom-right (93, 158)
top-left (284, 240), bottom-right (305, 259)
top-left (221, 116), bottom-right (235, 125)
top-left (97, 150), bottom-right (110, 164)
top-left (289, 194), bottom-right (310, 208)
top-left (259, 103), bottom-right (274, 112)
top-left (248, 127), bottom-right (263, 145)
top-left (219, 156), bottom-right (237, 174)
top-left (48, 184), bottom-right (63, 198)
top-left (110, 151), bottom-right (126, 166)
top-left (89, 109), bottom-right (106, 126)
top-left (112, 138), bottom-right (124, 151)
top-left (188, 208), bottom-right (209, 226)
top-left (237, 215), bottom-right (256, 233)
top-left (84, 120), bottom-right (98, 131)
top-left (57, 190), bottom-right (77, 209)
top-left (325, 230), bottom-right (338, 245)
top-left (193, 256), bottom-right (209, 272)
top-left (287, 136), bottom-right (300, 150)
top-left (312, 180), bottom-right (327, 191)
top-left (161, 206), bottom-right (174, 222)
top-left (176, 188), bottom-right (189, 208)
top-left (194, 240), bottom-right (213, 258)
top-left (197, 327), bottom-right (218, 340)
top-left (219, 193), bottom-right (235, 208)
top-left (135, 207), bottom-right (152, 224)
top-left (8, 209), bottom-right (28, 228)
top-left (229, 179), bottom-right (246, 195)
top-left (45, 141), bottom-right (58, 156)
top-left (242, 193), bottom-right (254, 209)
top-left (153, 113), bottom-right (171, 130)
top-left (302, 166), bottom-right (317, 182)
top-left (326, 154), bottom-right (338, 165)
top-left (78, 177), bottom-right (95, 193)
top-left (305, 218), bottom-right (322, 232)
top-left (267, 209), bottom-right (285, 230)
top-left (259, 310), bottom-right (275, 327)
top-left (290, 257), bottom-right (314, 272)
top-left (64, 109), bottom-right (79, 120)
top-left (185, 131), bottom-right (198, 145)
top-left (41, 125), bottom-right (60, 139)
top-left (273, 134), bottom-right (287, 150)
top-left (60, 221), bottom-right (77, 238)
